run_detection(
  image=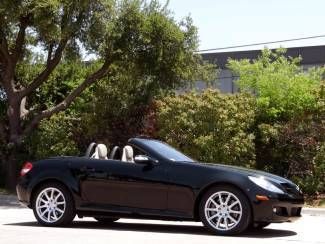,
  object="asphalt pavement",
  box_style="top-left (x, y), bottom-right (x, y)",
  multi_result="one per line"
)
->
top-left (0, 194), bottom-right (324, 244)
